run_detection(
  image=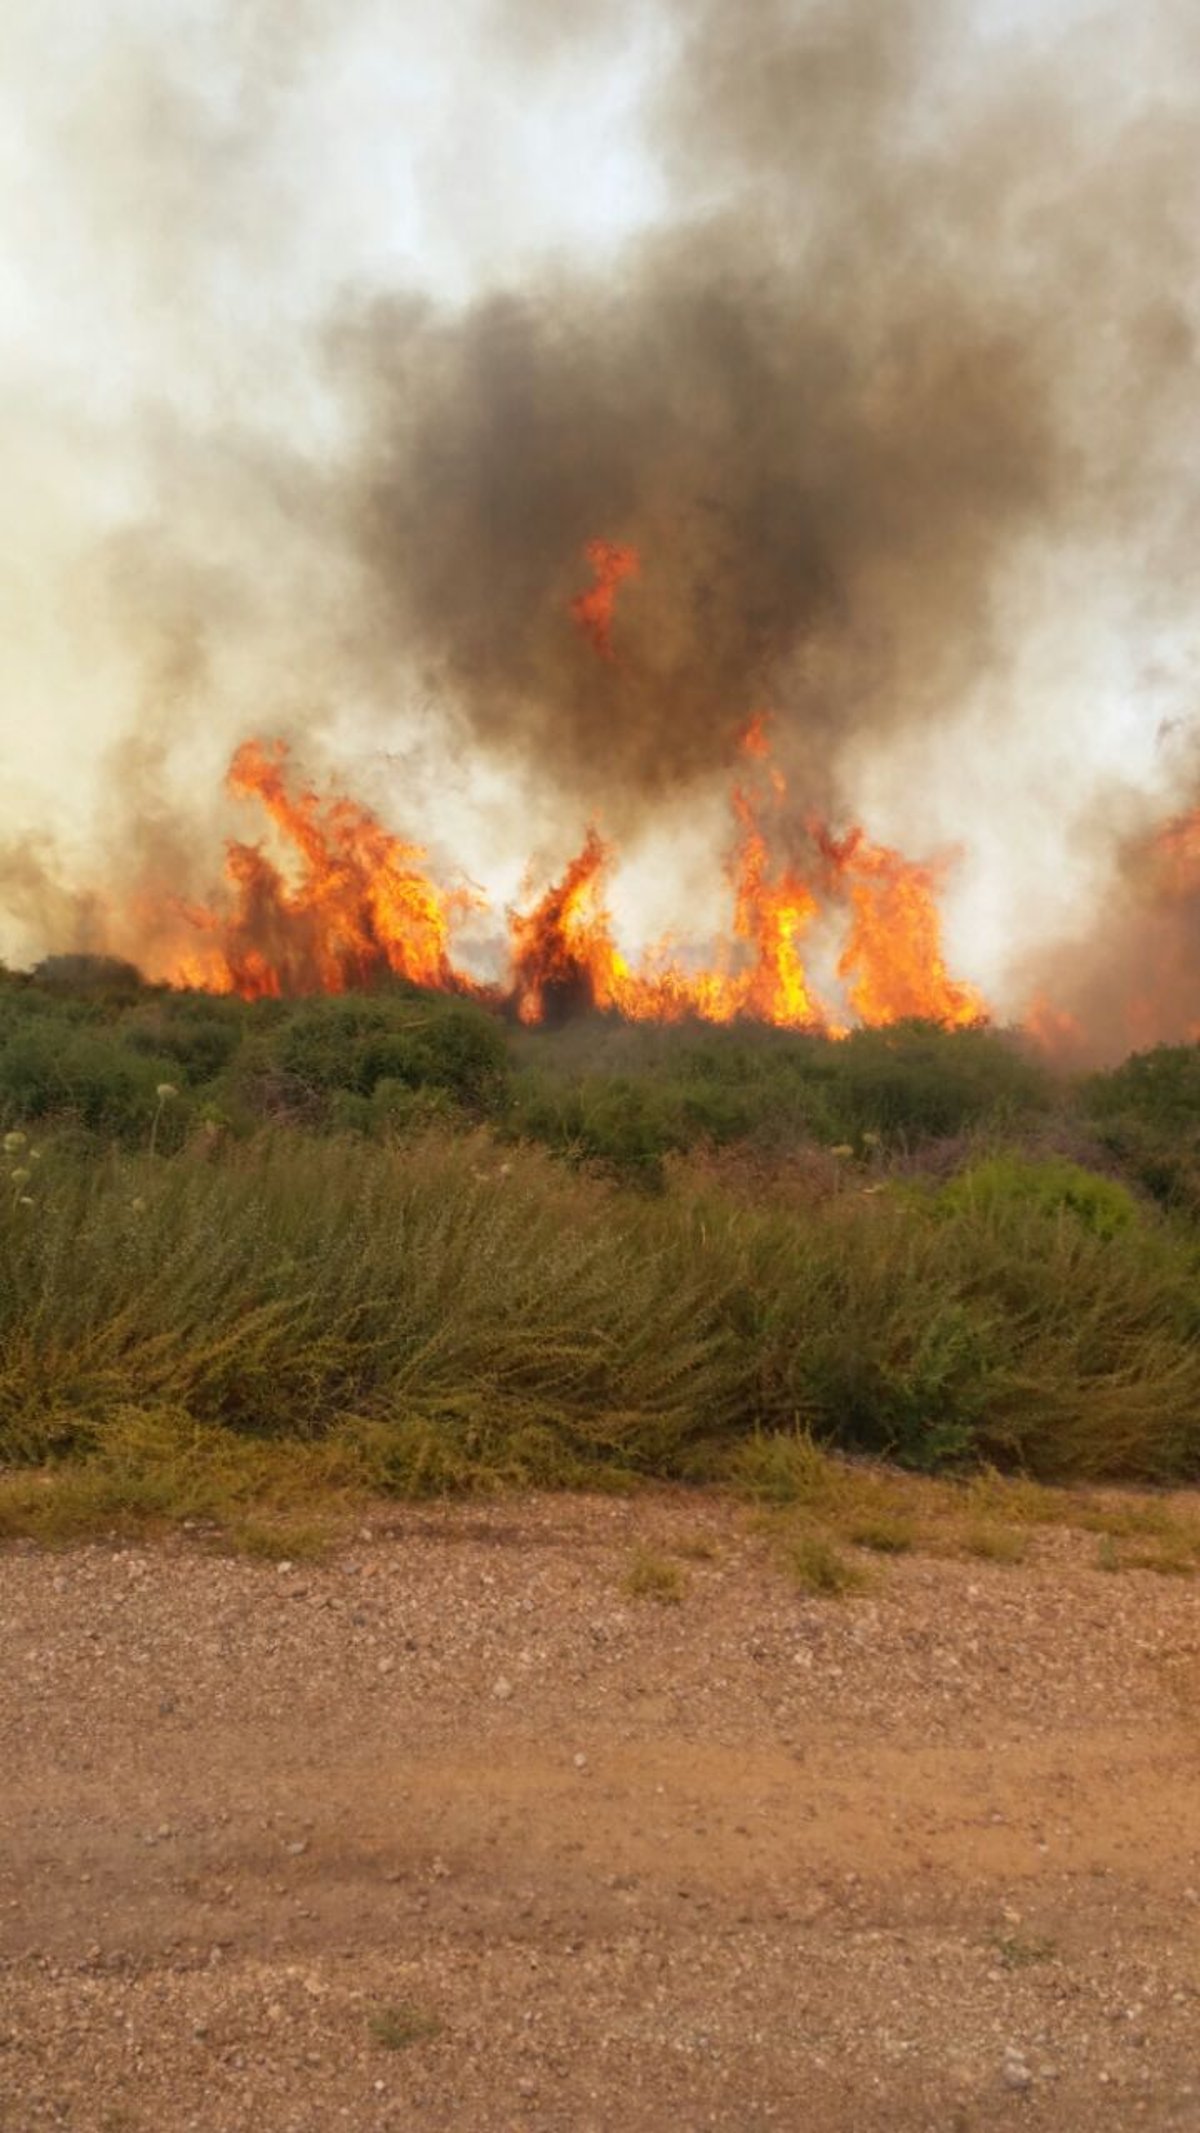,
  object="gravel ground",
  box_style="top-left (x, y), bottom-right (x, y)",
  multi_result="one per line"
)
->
top-left (2, 1492), bottom-right (1200, 2131)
